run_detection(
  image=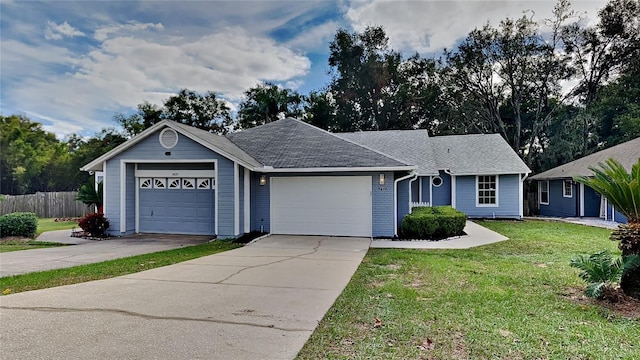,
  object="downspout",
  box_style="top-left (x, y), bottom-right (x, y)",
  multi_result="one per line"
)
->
top-left (394, 171), bottom-right (417, 237)
top-left (409, 175), bottom-right (418, 207)
top-left (520, 173), bottom-right (529, 218)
